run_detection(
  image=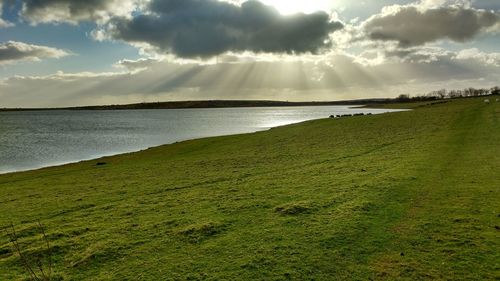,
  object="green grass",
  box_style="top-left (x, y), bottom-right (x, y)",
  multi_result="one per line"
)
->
top-left (0, 97), bottom-right (498, 280)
